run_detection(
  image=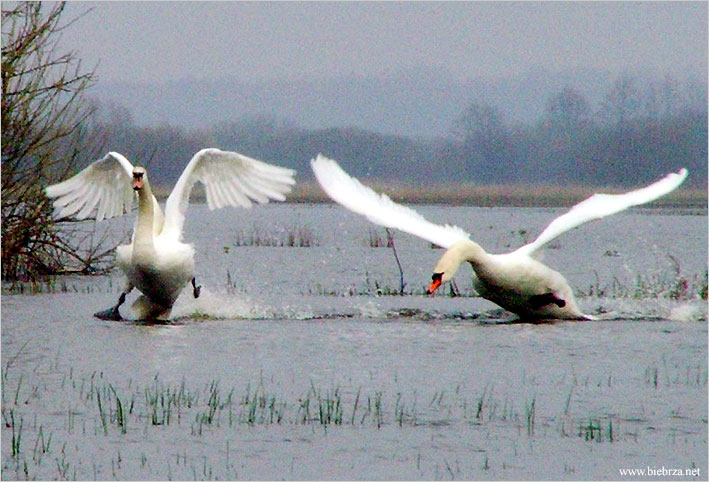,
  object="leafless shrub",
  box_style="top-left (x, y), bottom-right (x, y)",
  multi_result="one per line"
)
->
top-left (2, 2), bottom-right (110, 280)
